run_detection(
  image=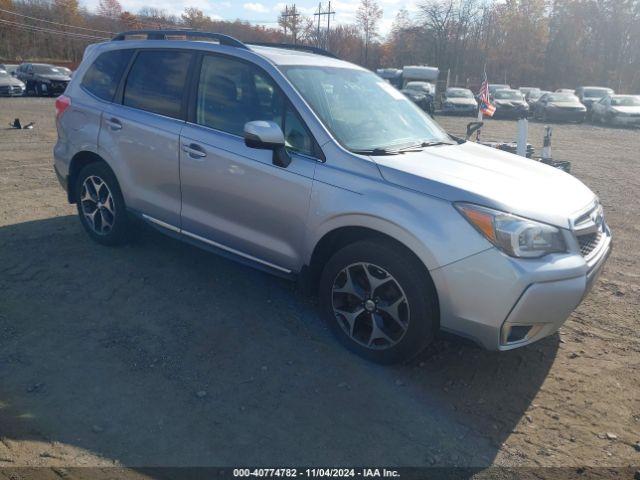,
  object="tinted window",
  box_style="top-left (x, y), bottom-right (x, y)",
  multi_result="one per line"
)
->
top-left (82, 49), bottom-right (133, 101)
top-left (196, 55), bottom-right (314, 155)
top-left (124, 50), bottom-right (192, 118)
